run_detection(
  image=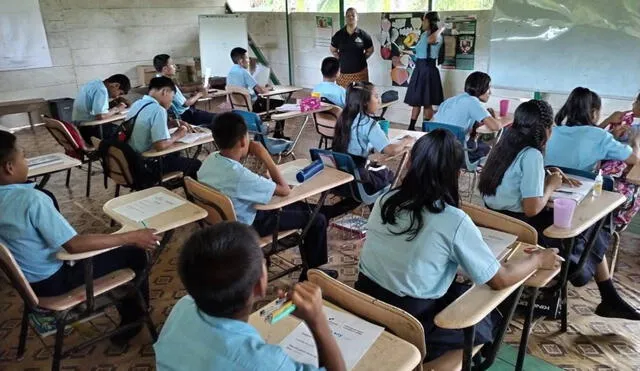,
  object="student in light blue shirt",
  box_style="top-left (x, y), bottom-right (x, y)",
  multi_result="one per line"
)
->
top-left (227, 47), bottom-right (283, 114)
top-left (355, 129), bottom-right (561, 361)
top-left (313, 57), bottom-right (346, 107)
top-left (433, 72), bottom-right (502, 162)
top-left (0, 130), bottom-right (159, 345)
top-left (479, 99), bottom-right (640, 321)
top-left (152, 54), bottom-right (216, 128)
top-left (155, 223), bottom-right (346, 371)
top-left (197, 112), bottom-right (333, 280)
top-left (127, 76), bottom-right (201, 178)
top-left (72, 74), bottom-right (131, 141)
top-left (545, 87), bottom-right (639, 172)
